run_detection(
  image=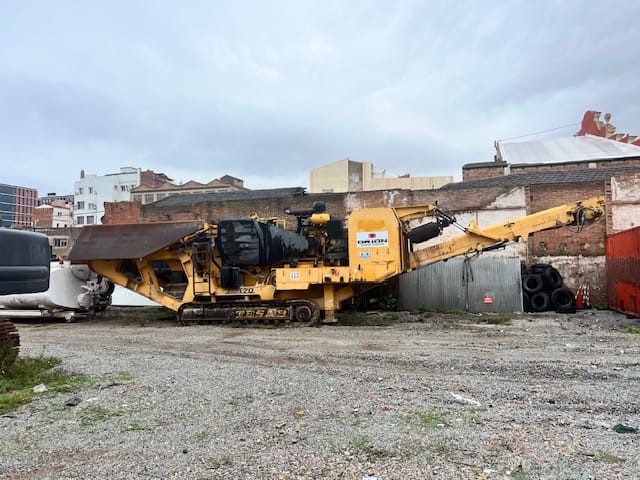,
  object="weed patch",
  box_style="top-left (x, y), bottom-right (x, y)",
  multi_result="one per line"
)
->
top-left (428, 438), bottom-right (456, 459)
top-left (228, 393), bottom-right (255, 407)
top-left (461, 406), bottom-right (485, 425)
top-left (348, 435), bottom-right (396, 461)
top-left (377, 295), bottom-right (398, 311)
top-left (0, 357), bottom-right (133, 414)
top-left (0, 356), bottom-right (80, 414)
top-left (401, 410), bottom-right (450, 429)
top-left (596, 453), bottom-right (626, 464)
top-left (0, 342), bottom-right (18, 374)
top-left (79, 405), bottom-right (124, 427)
top-left (510, 469), bottom-right (532, 479)
top-left (481, 316), bottom-right (513, 325)
top-left (415, 304), bottom-right (439, 313)
top-left (124, 421), bottom-right (147, 431)
top-left (337, 312), bottom-right (397, 327)
top-left (206, 455), bottom-right (233, 469)
top-left (625, 327), bottom-right (640, 334)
